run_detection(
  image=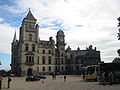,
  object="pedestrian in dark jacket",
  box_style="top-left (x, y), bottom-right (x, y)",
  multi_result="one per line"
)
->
top-left (7, 76), bottom-right (12, 88)
top-left (64, 75), bottom-right (66, 82)
top-left (0, 76), bottom-right (3, 89)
